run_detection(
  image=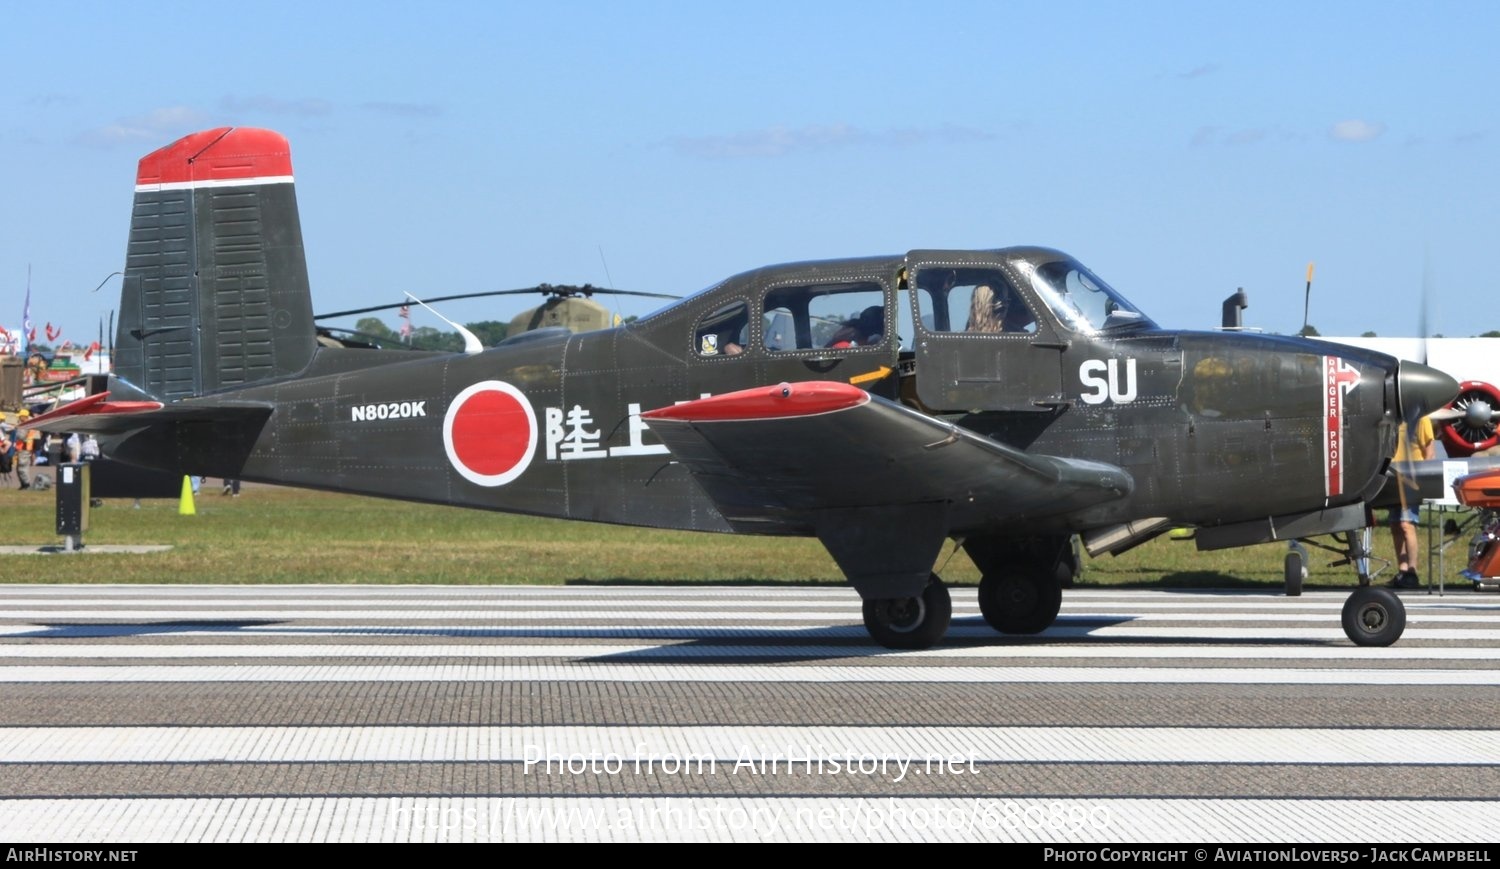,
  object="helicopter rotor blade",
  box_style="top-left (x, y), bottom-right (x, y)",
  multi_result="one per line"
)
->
top-left (314, 285), bottom-right (680, 320)
top-left (316, 288), bottom-right (559, 320)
